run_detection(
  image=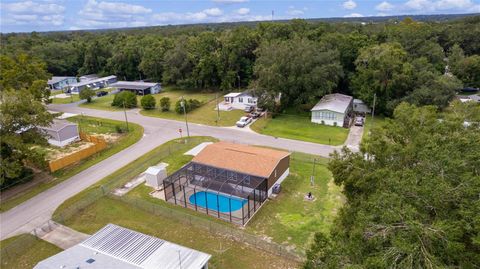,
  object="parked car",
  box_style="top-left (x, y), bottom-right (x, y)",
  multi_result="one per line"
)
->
top-left (244, 105), bottom-right (254, 112)
top-left (249, 112), bottom-right (261, 119)
top-left (236, 116), bottom-right (252, 127)
top-left (96, 90), bottom-right (108, 97)
top-left (354, 116), bottom-right (364, 126)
